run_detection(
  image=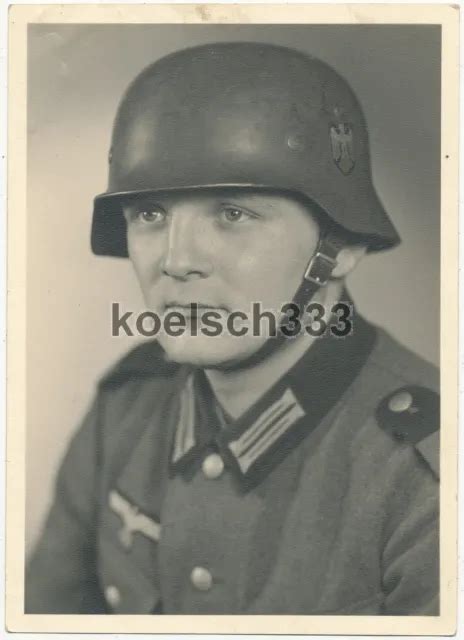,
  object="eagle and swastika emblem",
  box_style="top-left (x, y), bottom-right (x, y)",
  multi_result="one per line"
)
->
top-left (109, 489), bottom-right (161, 550)
top-left (330, 123), bottom-right (355, 175)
